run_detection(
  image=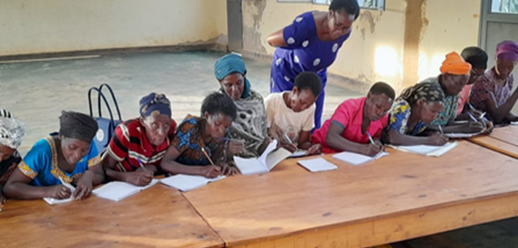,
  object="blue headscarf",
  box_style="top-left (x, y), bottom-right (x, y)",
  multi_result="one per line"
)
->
top-left (214, 53), bottom-right (251, 99)
top-left (139, 93), bottom-right (171, 118)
